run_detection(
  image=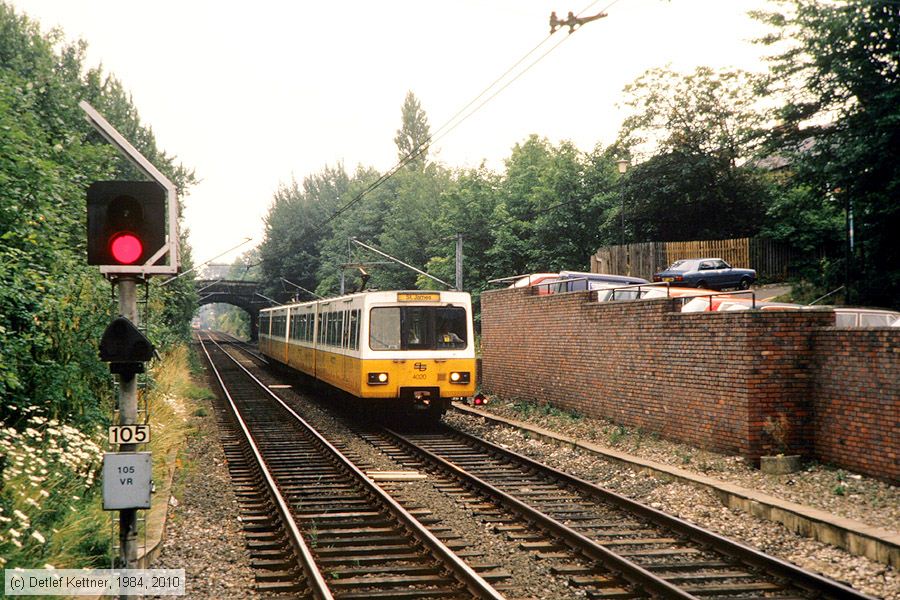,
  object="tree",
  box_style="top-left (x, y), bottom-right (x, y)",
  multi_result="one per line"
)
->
top-left (755, 0), bottom-right (900, 307)
top-left (0, 2), bottom-right (196, 424)
top-left (393, 90), bottom-right (431, 169)
top-left (616, 66), bottom-right (769, 242)
top-left (259, 166), bottom-right (349, 299)
top-left (422, 165), bottom-right (502, 314)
